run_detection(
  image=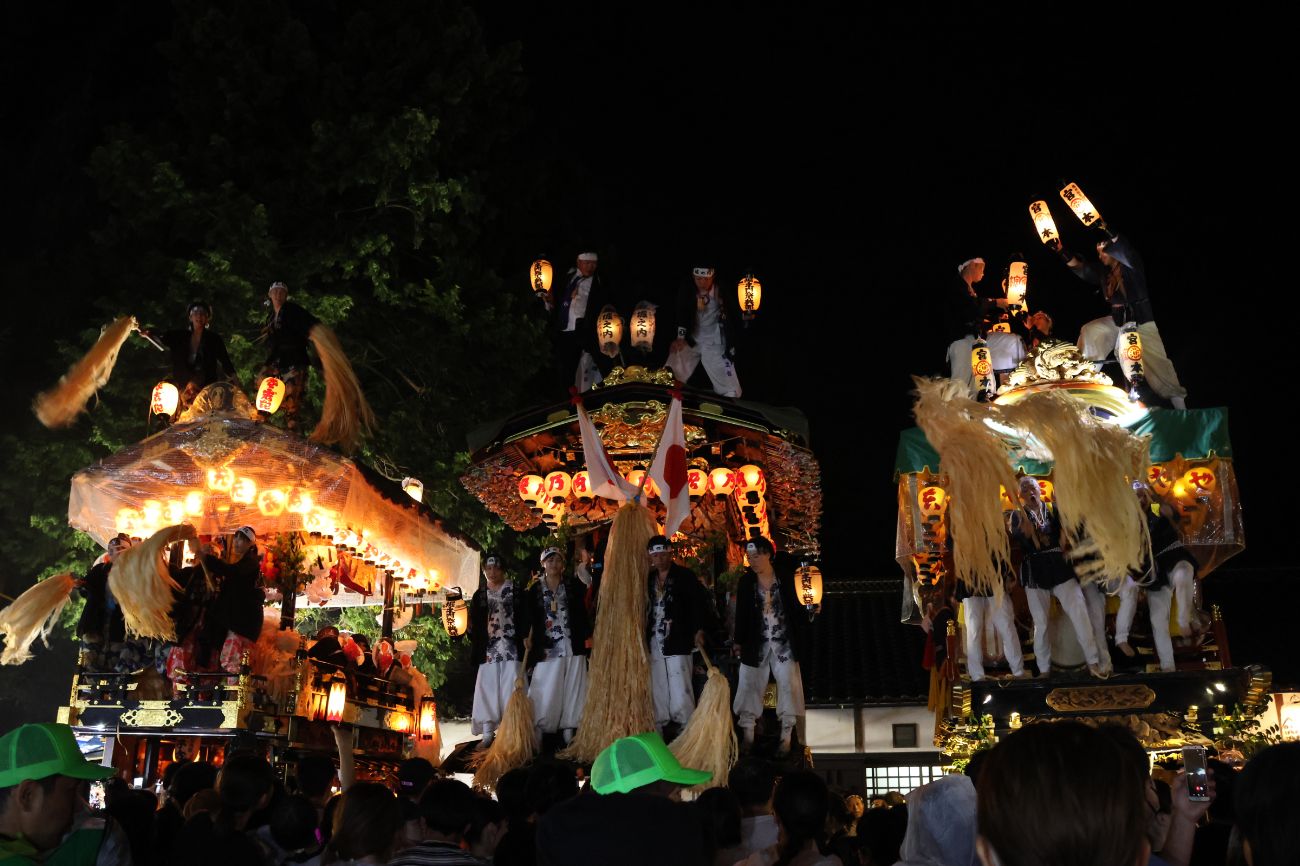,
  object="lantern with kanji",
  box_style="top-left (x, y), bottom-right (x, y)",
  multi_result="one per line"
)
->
top-left (686, 467), bottom-right (709, 501)
top-left (630, 301), bottom-right (656, 352)
top-left (530, 257), bottom-right (553, 297)
top-left (1181, 466), bottom-right (1217, 496)
top-left (325, 674), bottom-right (348, 723)
top-left (1028, 200), bottom-right (1059, 244)
top-left (517, 474), bottom-right (545, 509)
top-left (257, 488), bottom-right (288, 517)
top-left (1005, 256), bottom-right (1028, 312)
top-left (796, 562), bottom-right (823, 616)
top-left (402, 477), bottom-right (424, 503)
top-left (971, 339), bottom-right (994, 398)
top-left (442, 587), bottom-right (468, 638)
top-left (539, 498), bottom-right (566, 528)
top-left (256, 377), bottom-right (287, 414)
top-left (544, 471), bottom-right (573, 504)
top-left (572, 470), bottom-right (593, 501)
top-left (738, 273), bottom-right (762, 319)
top-left (418, 695), bottom-right (438, 741)
top-left (230, 477), bottom-right (258, 505)
top-left (735, 465), bottom-right (766, 495)
top-left (206, 466), bottom-right (235, 492)
top-left (1117, 324), bottom-right (1145, 398)
top-left (918, 485), bottom-right (948, 519)
top-left (709, 467), bottom-right (735, 496)
top-left (1147, 464), bottom-right (1172, 496)
top-left (1059, 181), bottom-right (1103, 227)
top-left (1037, 479), bottom-right (1055, 504)
top-left (596, 305), bottom-right (623, 355)
top-left (151, 381), bottom-right (179, 417)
